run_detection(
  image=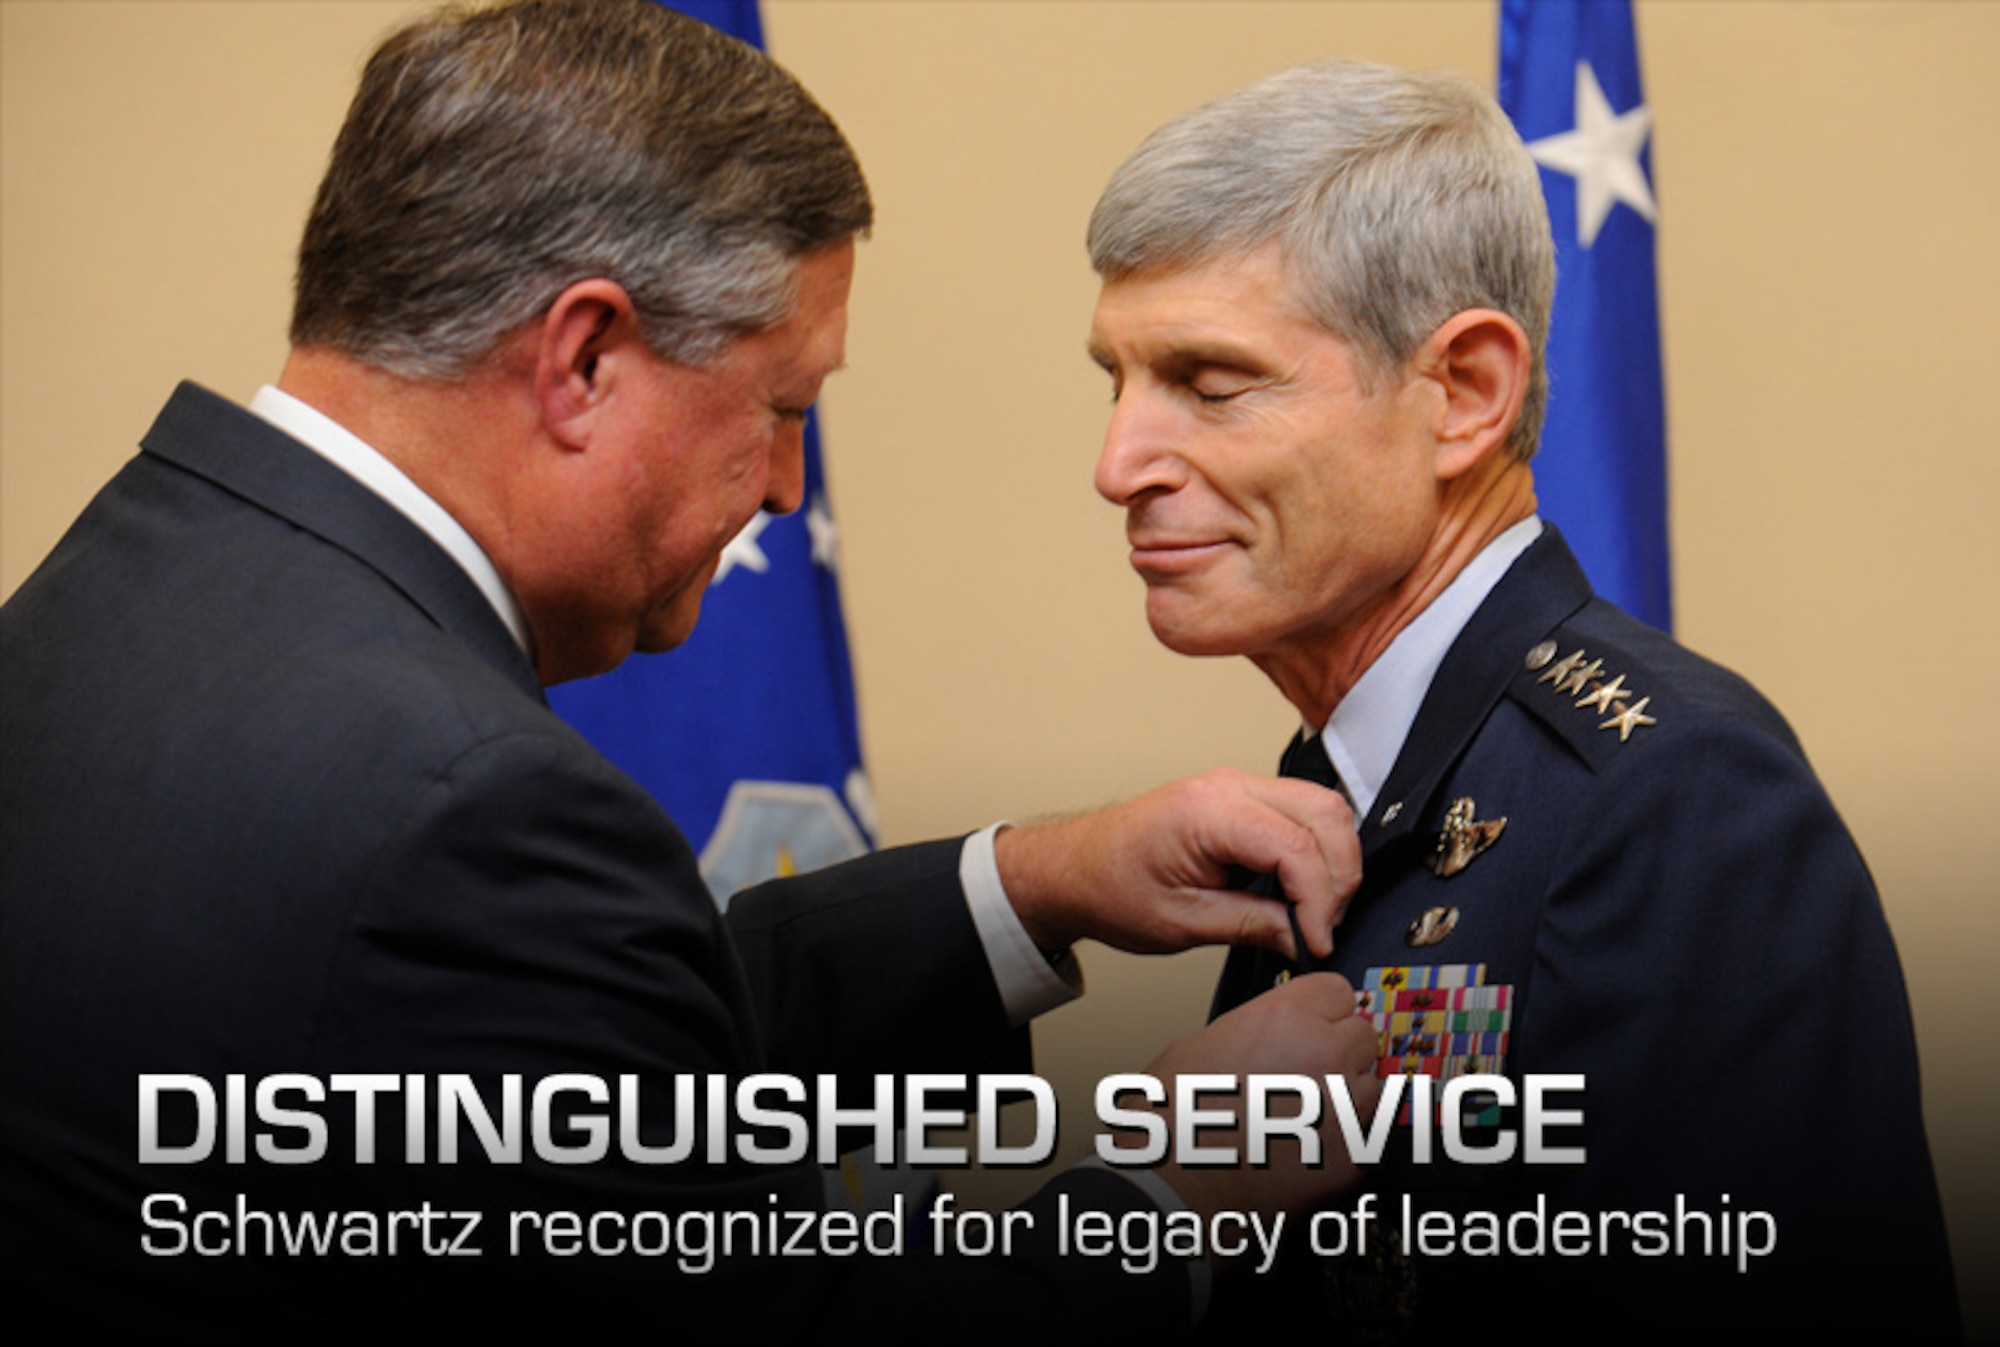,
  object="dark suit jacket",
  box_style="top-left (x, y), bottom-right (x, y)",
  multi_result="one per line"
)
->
top-left (1206, 529), bottom-right (1958, 1342)
top-left (0, 384), bottom-right (1180, 1340)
